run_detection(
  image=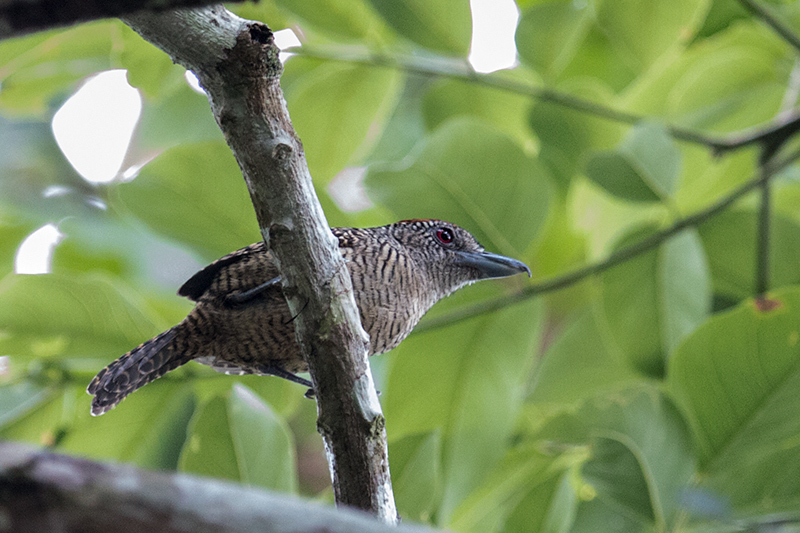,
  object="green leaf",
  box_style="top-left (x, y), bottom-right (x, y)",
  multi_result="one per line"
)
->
top-left (228, 384), bottom-right (297, 492)
top-left (179, 395), bottom-right (237, 480)
top-left (0, 117), bottom-right (87, 225)
top-left (659, 230), bottom-right (712, 354)
top-left (366, 117), bottom-right (551, 258)
top-left (570, 497), bottom-right (648, 533)
top-left (587, 390), bottom-right (696, 529)
top-left (365, 76), bottom-right (428, 165)
top-left (59, 381), bottom-right (196, 470)
top-left (285, 60), bottom-right (401, 184)
top-left (668, 287), bottom-right (800, 510)
top-left (582, 438), bottom-right (653, 522)
top-left (585, 122), bottom-right (681, 203)
top-left (0, 274), bottom-right (164, 362)
top-left (516, 3), bottom-right (644, 90)
top-left (133, 84), bottom-right (223, 153)
top-left (501, 465), bottom-right (578, 533)
top-left (592, 0), bottom-right (710, 71)
top-left (385, 292), bottom-right (542, 523)
top-left (538, 387), bottom-right (696, 530)
top-left (699, 209), bottom-right (800, 301)
top-left (180, 384), bottom-right (297, 491)
top-left (118, 24), bottom-right (186, 99)
top-left (449, 444), bottom-right (587, 533)
top-left (619, 122), bottom-right (681, 198)
top-left (0, 219), bottom-right (33, 276)
top-left (275, 0), bottom-right (385, 39)
top-left (47, 215), bottom-right (199, 290)
top-left (115, 142), bottom-right (261, 260)
top-left (528, 80), bottom-right (624, 186)
top-left (422, 77), bottom-right (535, 151)
top-left (1, 381), bottom-right (193, 470)
top-left (585, 152), bottom-right (662, 203)
top-left (222, 374), bottom-right (302, 420)
top-left (674, 144), bottom-right (757, 214)
top-left (0, 382), bottom-right (53, 429)
top-left (530, 310), bottom-right (641, 404)
top-left (0, 21), bottom-right (116, 115)
top-left (515, 0), bottom-right (594, 81)
top-left (530, 195), bottom-right (587, 285)
top-left (696, 0), bottom-right (750, 38)
top-left (229, 2), bottom-right (291, 32)
top-left (0, 387), bottom-right (66, 447)
top-left (390, 431), bottom-right (442, 521)
top-left (368, 0), bottom-right (472, 55)
top-left (601, 228), bottom-right (711, 375)
top-left (623, 23), bottom-right (791, 131)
